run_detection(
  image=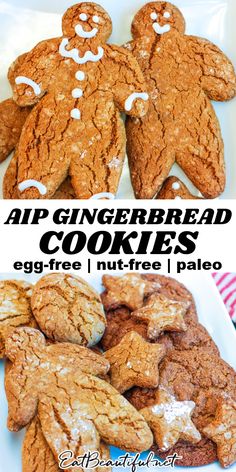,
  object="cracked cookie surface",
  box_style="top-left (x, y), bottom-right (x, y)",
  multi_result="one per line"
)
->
top-left (31, 273), bottom-right (106, 346)
top-left (5, 327), bottom-right (153, 456)
top-left (9, 2), bottom-right (149, 199)
top-left (125, 1), bottom-right (236, 199)
top-left (0, 280), bottom-right (36, 357)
